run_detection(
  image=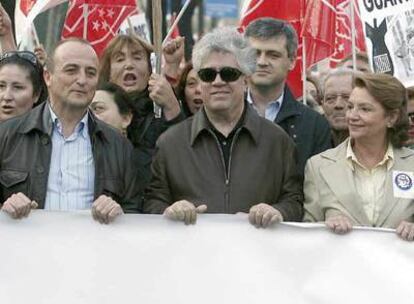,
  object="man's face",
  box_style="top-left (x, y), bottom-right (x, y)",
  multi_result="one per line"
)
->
top-left (109, 43), bottom-right (150, 93)
top-left (248, 36), bottom-right (295, 88)
top-left (200, 51), bottom-right (246, 116)
top-left (45, 41), bottom-right (99, 110)
top-left (322, 74), bottom-right (352, 131)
